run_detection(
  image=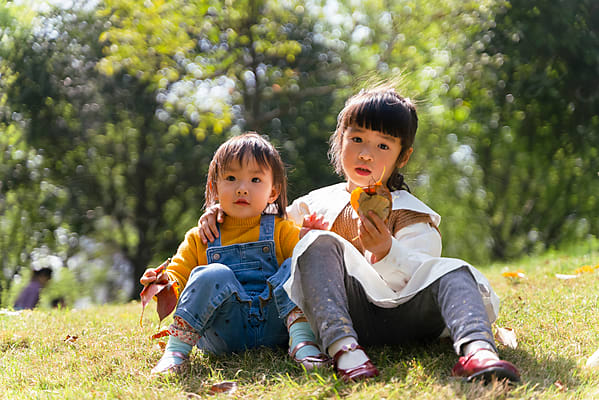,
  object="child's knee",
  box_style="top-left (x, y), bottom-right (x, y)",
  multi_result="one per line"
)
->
top-left (308, 235), bottom-right (342, 254)
top-left (188, 264), bottom-right (237, 289)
